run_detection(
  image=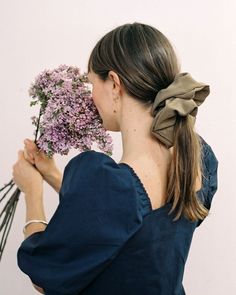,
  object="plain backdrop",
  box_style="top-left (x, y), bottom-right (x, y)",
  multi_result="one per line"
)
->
top-left (0, 0), bottom-right (235, 294)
